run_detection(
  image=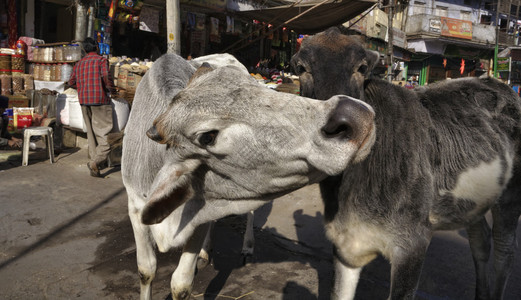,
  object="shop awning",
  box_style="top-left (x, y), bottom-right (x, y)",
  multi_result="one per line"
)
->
top-left (234, 0), bottom-right (377, 34)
